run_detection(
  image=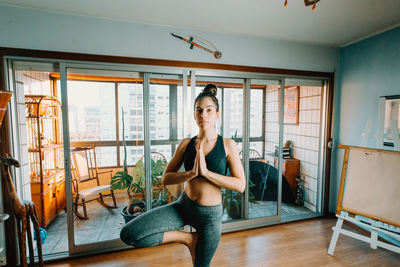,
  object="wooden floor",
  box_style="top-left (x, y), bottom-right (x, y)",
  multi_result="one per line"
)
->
top-left (47, 217), bottom-right (400, 267)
